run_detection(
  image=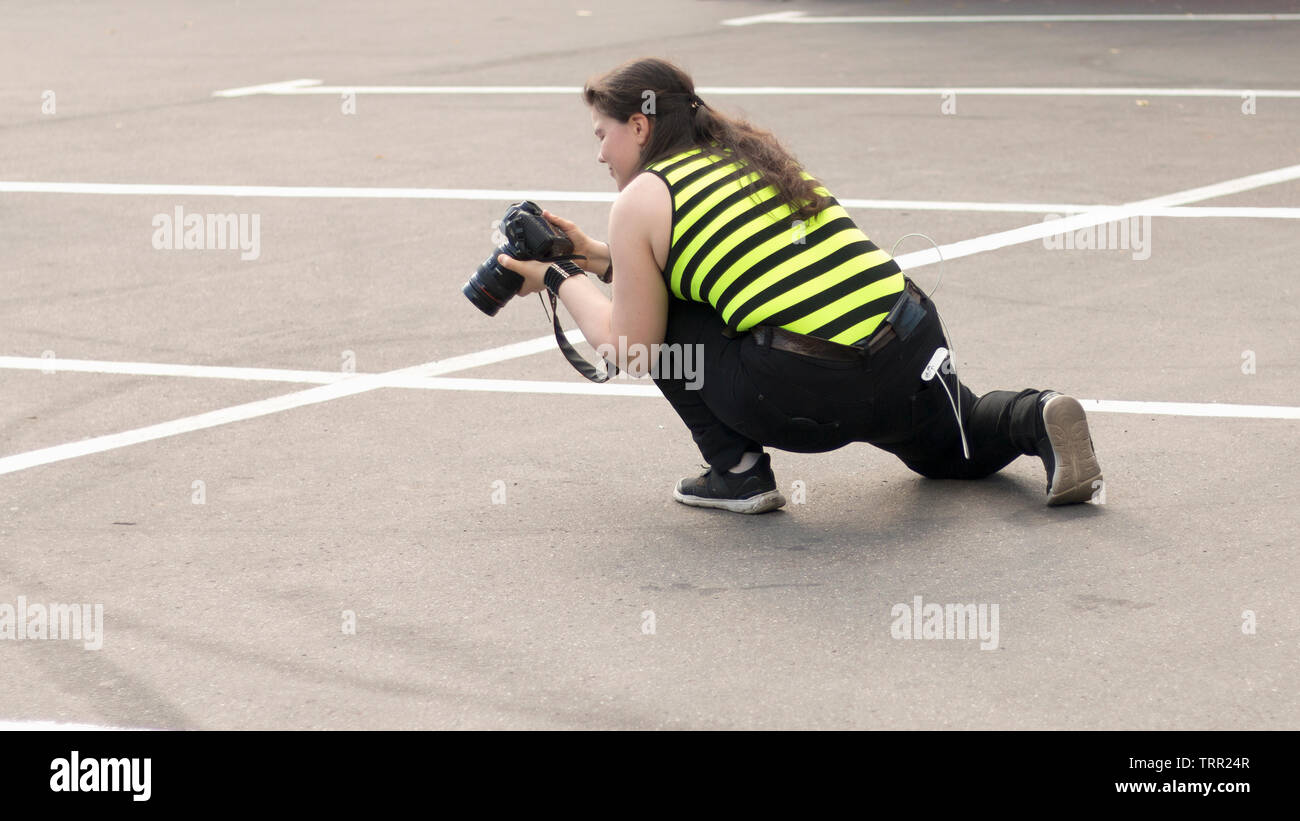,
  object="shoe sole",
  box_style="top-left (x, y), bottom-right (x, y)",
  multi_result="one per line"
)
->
top-left (1042, 394), bottom-right (1103, 505)
top-left (672, 487), bottom-right (787, 514)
